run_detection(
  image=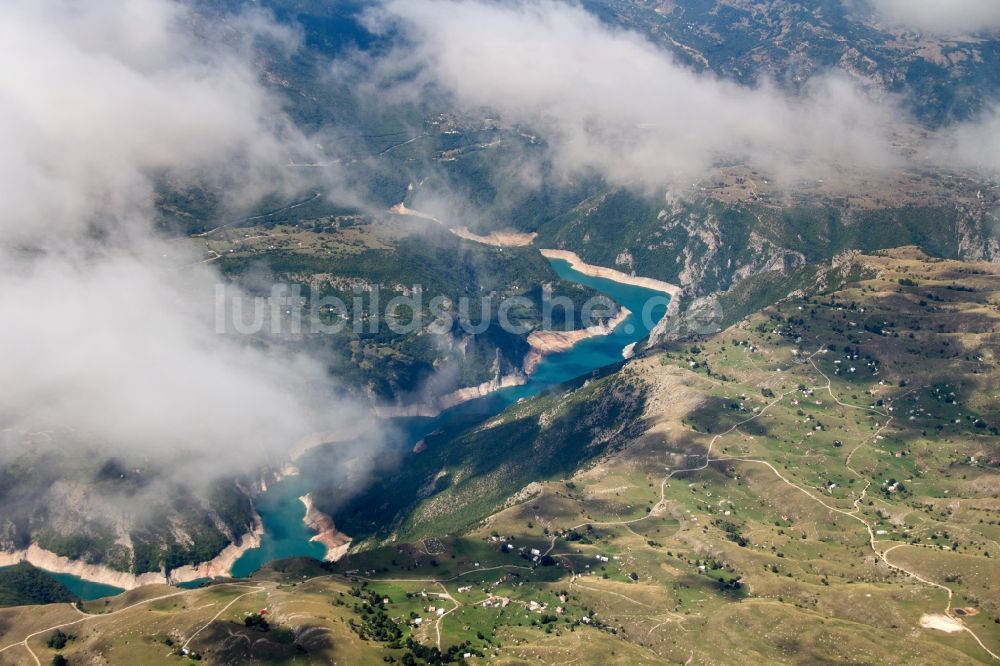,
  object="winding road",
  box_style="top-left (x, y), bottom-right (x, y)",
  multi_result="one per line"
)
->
top-left (1, 350), bottom-right (995, 662)
top-left (538, 347), bottom-right (998, 662)
top-left (0, 583), bottom-right (264, 665)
